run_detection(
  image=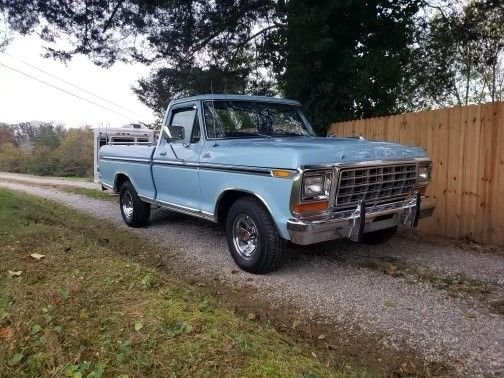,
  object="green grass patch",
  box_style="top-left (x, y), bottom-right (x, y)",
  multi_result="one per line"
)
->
top-left (62, 187), bottom-right (116, 201)
top-left (0, 188), bottom-right (364, 377)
